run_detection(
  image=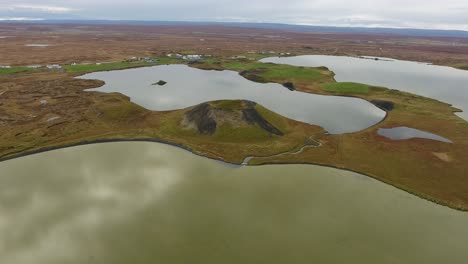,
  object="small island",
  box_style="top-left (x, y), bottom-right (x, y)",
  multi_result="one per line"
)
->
top-left (152, 80), bottom-right (167, 86)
